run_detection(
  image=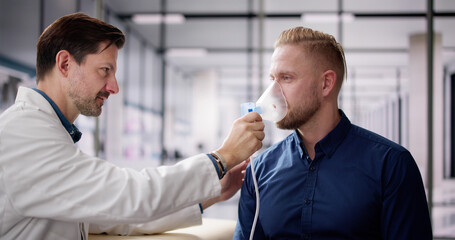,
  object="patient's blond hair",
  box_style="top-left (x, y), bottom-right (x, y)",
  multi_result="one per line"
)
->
top-left (275, 27), bottom-right (347, 90)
